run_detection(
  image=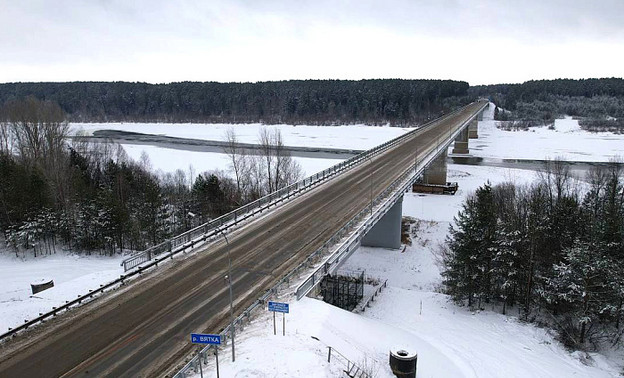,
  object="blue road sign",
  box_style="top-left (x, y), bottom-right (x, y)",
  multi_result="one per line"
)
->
top-left (268, 301), bottom-right (289, 313)
top-left (190, 333), bottom-right (221, 345)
